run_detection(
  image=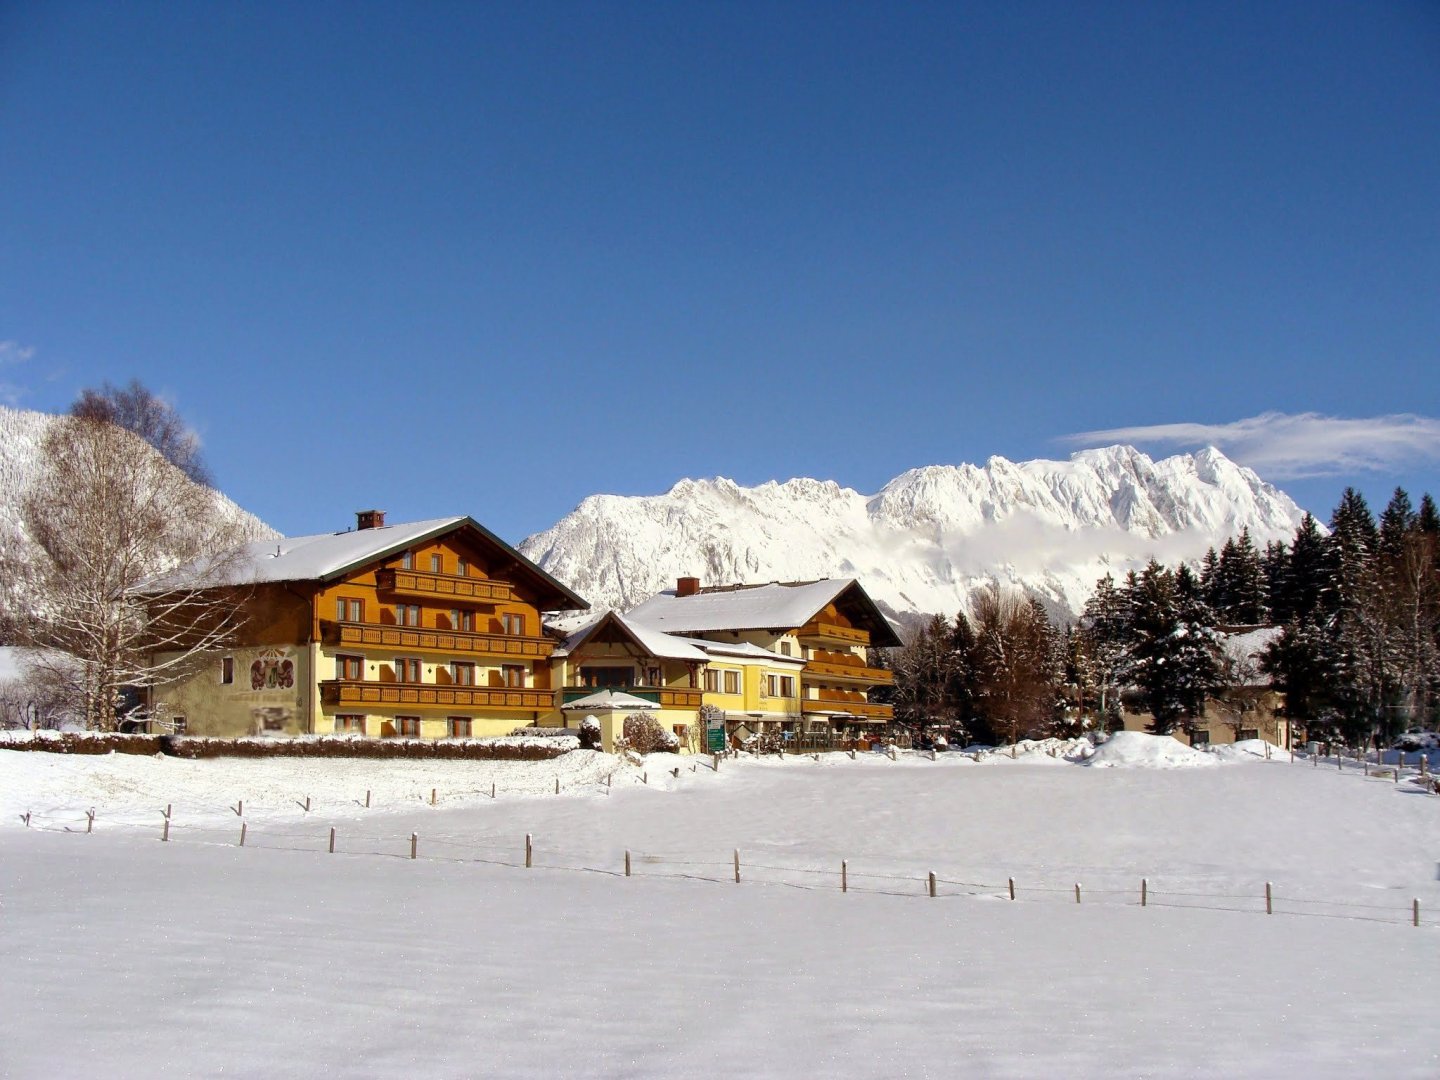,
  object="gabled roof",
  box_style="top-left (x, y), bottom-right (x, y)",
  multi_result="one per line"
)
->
top-left (625, 578), bottom-right (901, 647)
top-left (556, 611), bottom-right (709, 663)
top-left (139, 516), bottom-right (589, 612)
top-left (560, 689), bottom-right (658, 711)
